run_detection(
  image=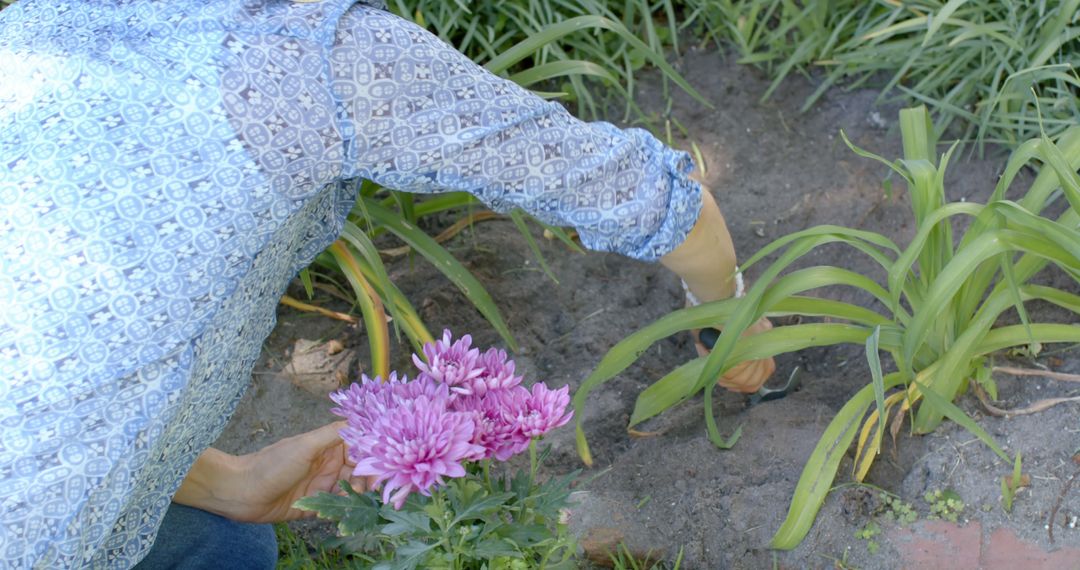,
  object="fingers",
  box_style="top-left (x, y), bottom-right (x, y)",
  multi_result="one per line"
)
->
top-left (307, 421), bottom-right (348, 446)
top-left (349, 475), bottom-right (376, 494)
top-left (333, 473), bottom-right (376, 496)
top-left (692, 316), bottom-right (776, 393)
top-left (718, 356), bottom-right (776, 393)
top-left (748, 316), bottom-right (773, 334)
